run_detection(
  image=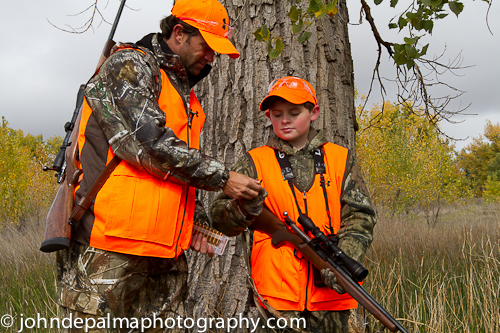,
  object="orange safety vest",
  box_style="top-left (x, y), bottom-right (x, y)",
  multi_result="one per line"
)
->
top-left (248, 144), bottom-right (358, 311)
top-left (78, 61), bottom-right (205, 258)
